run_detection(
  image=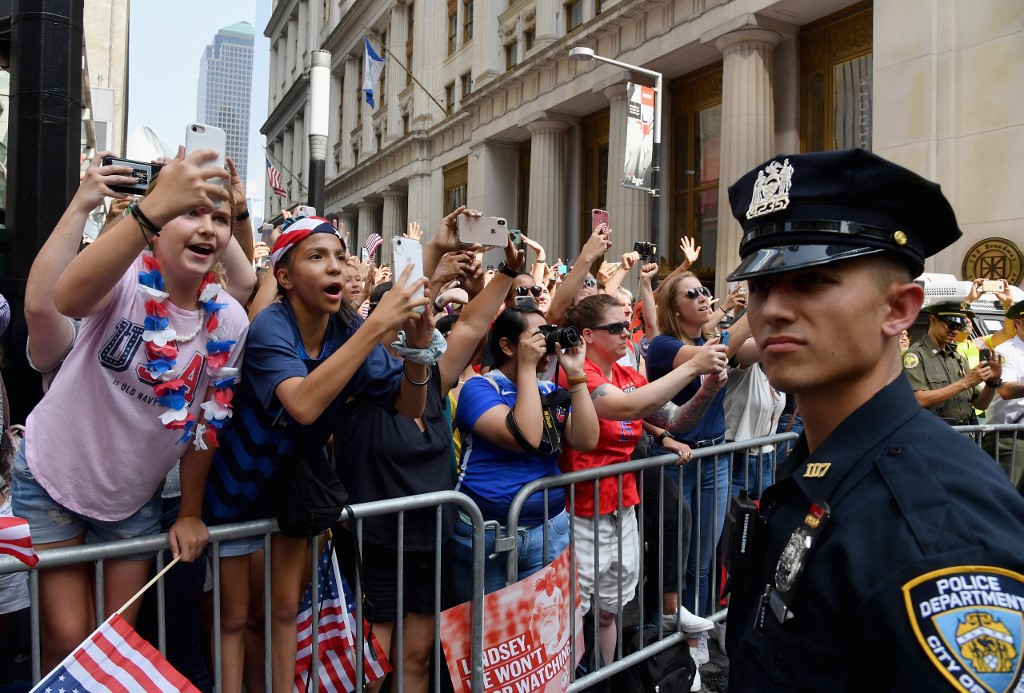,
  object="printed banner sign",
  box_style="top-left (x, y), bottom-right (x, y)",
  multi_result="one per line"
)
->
top-left (440, 546), bottom-right (584, 693)
top-left (623, 82), bottom-right (655, 190)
